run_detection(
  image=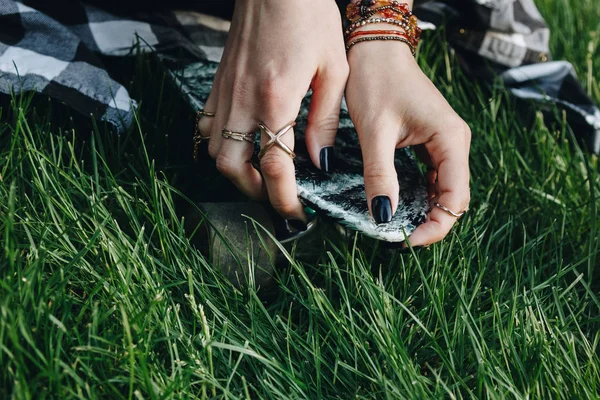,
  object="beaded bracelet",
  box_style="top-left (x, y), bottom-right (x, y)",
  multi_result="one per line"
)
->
top-left (344, 0), bottom-right (421, 56)
top-left (345, 16), bottom-right (421, 42)
top-left (347, 0), bottom-right (412, 21)
top-left (345, 17), bottom-right (412, 37)
top-left (346, 35), bottom-right (416, 55)
top-left (345, 2), bottom-right (421, 39)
